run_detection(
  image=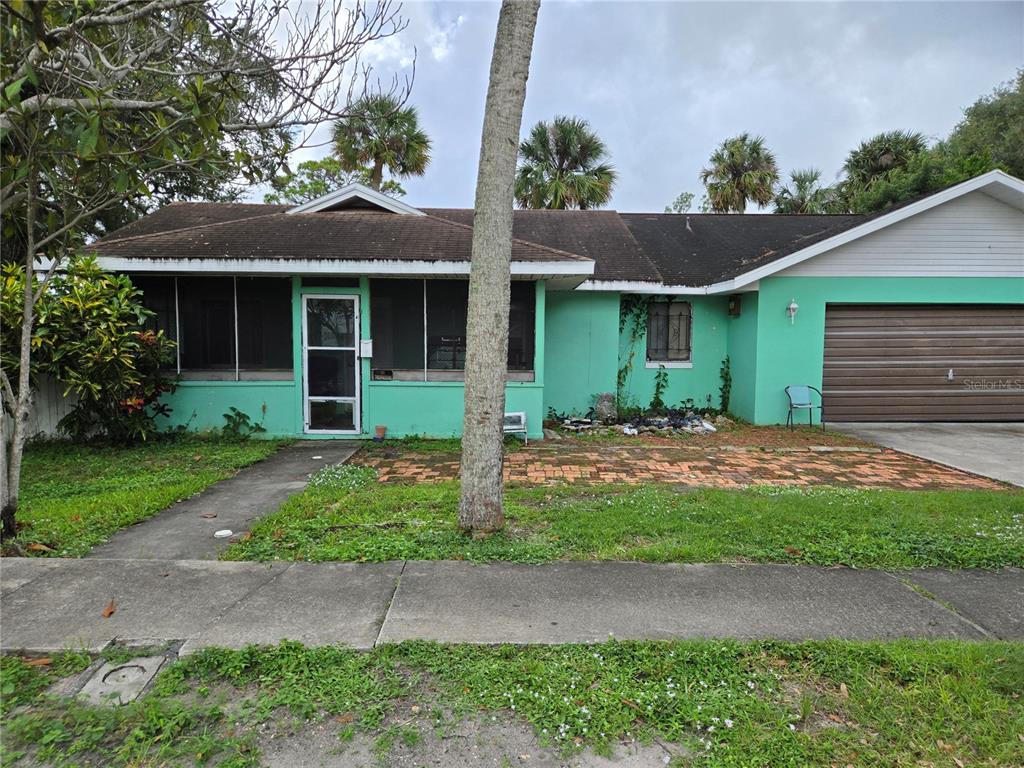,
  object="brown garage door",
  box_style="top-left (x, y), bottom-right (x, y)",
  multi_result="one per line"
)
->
top-left (823, 304), bottom-right (1024, 422)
